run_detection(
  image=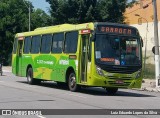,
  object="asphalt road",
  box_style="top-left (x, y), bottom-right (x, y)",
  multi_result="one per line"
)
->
top-left (0, 71), bottom-right (160, 118)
